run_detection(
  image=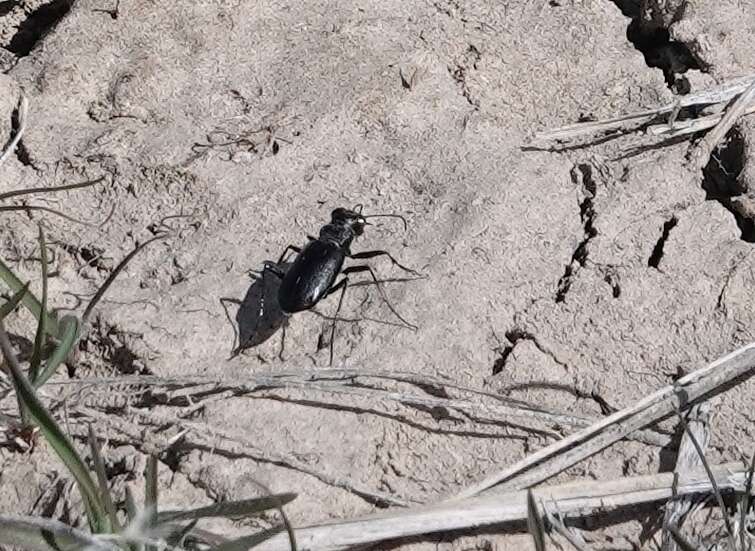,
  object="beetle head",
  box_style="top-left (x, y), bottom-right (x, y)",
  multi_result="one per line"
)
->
top-left (331, 207), bottom-right (366, 235)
